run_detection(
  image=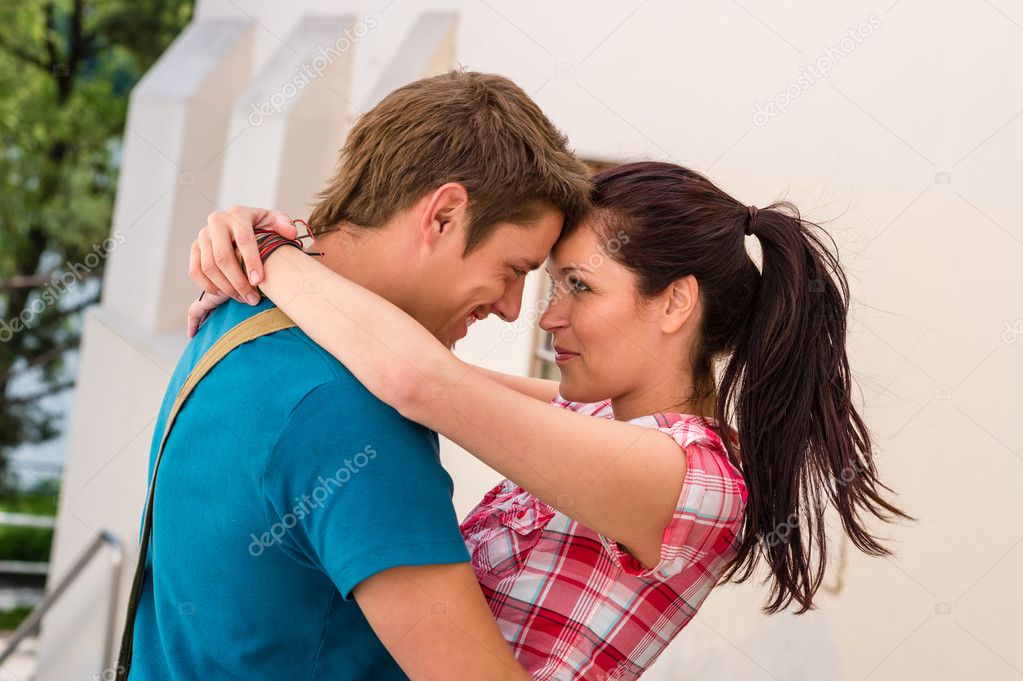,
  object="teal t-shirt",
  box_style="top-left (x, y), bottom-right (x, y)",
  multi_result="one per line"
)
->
top-left (127, 298), bottom-right (471, 680)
